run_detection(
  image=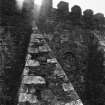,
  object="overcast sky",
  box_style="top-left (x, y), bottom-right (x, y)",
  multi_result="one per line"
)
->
top-left (53, 0), bottom-right (105, 15)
